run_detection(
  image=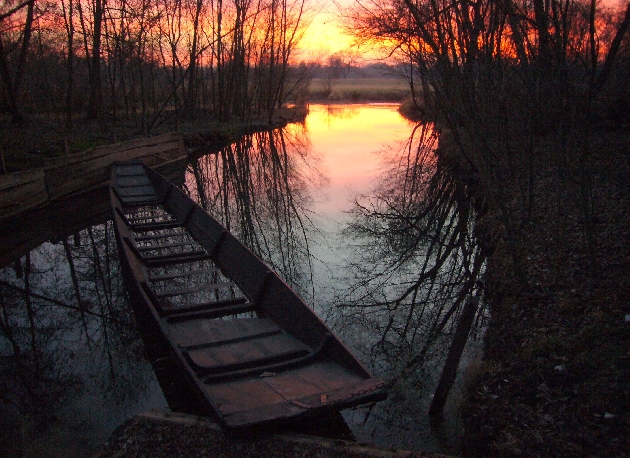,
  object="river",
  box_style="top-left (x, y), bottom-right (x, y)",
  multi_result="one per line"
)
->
top-left (0, 104), bottom-right (481, 456)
